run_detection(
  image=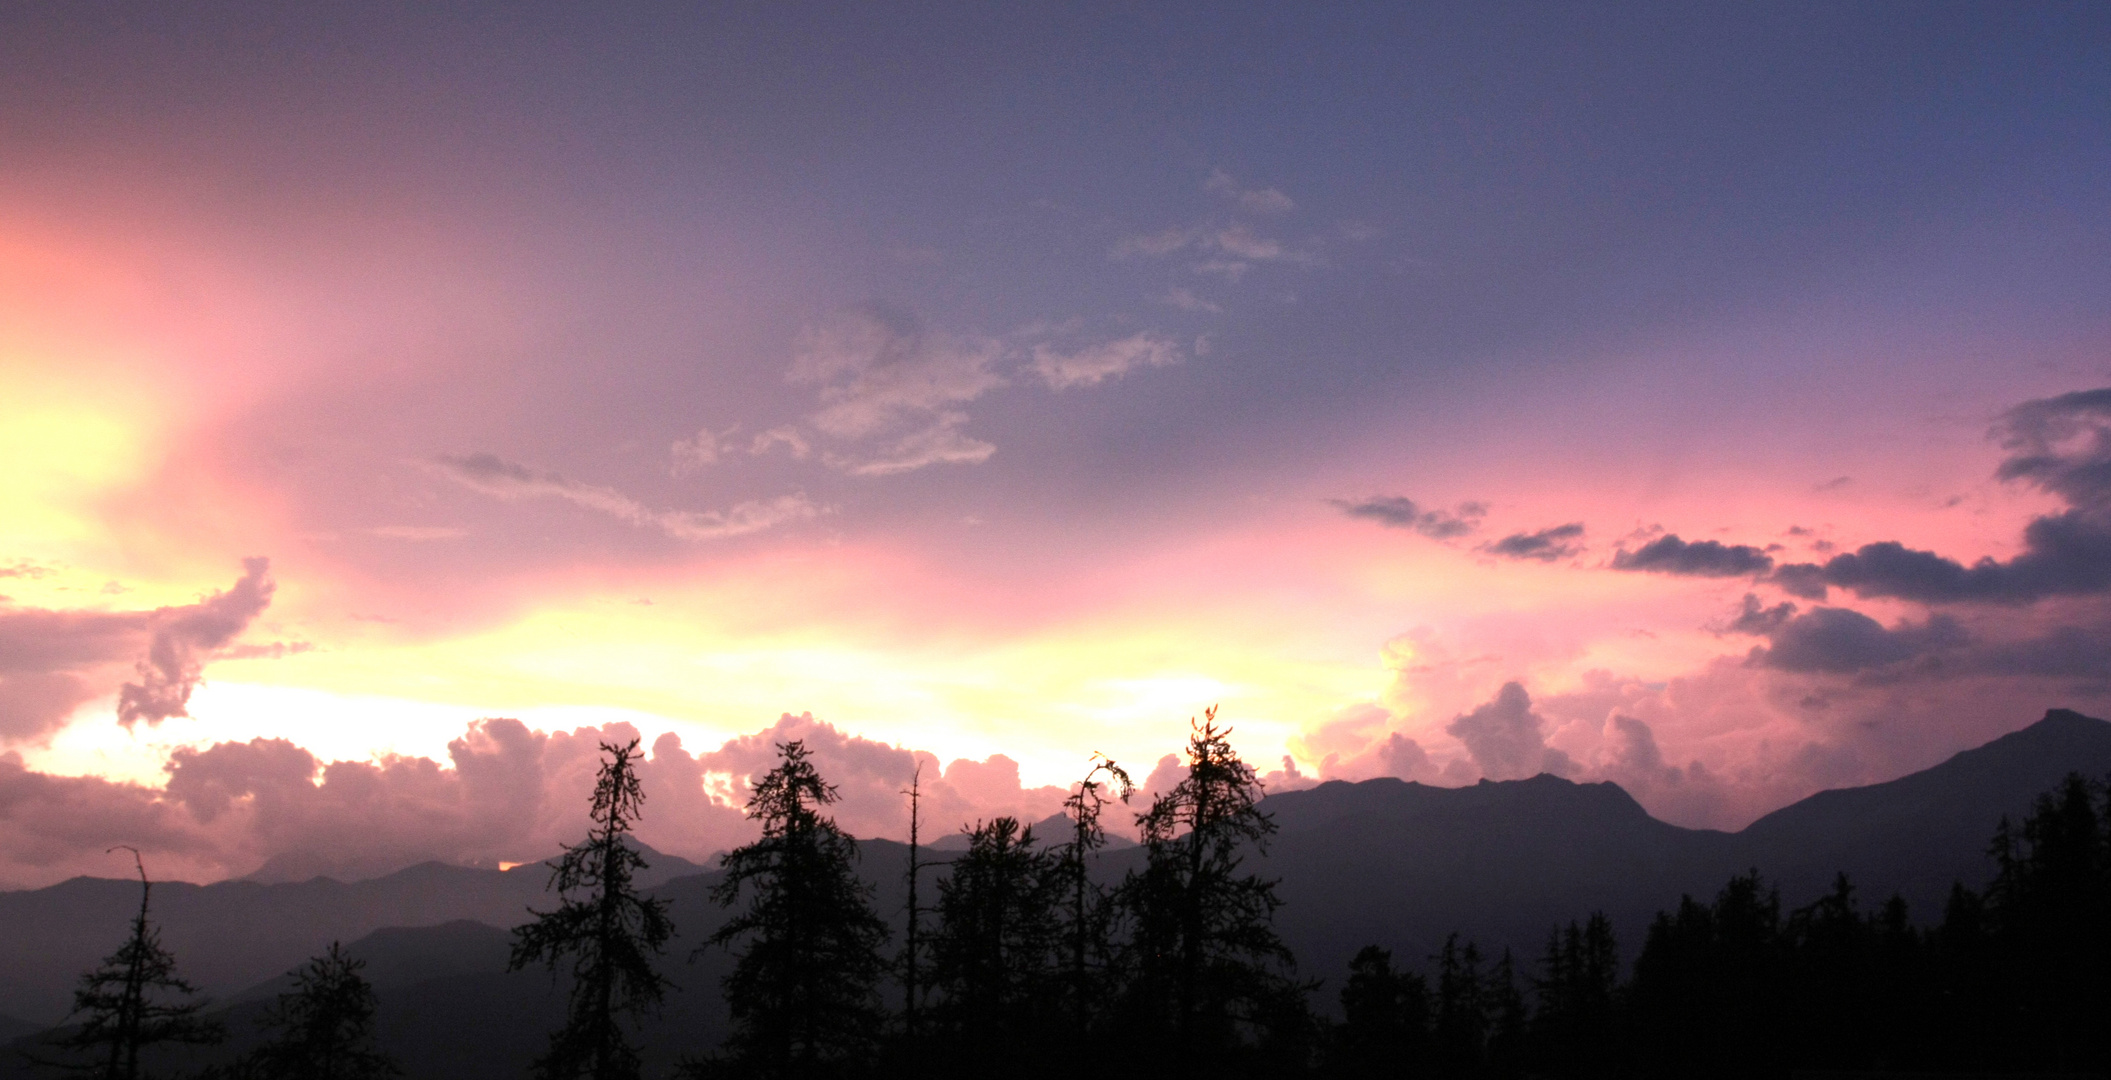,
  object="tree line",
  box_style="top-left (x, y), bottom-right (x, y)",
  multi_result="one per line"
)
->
top-left (24, 710), bottom-right (2111, 1078)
